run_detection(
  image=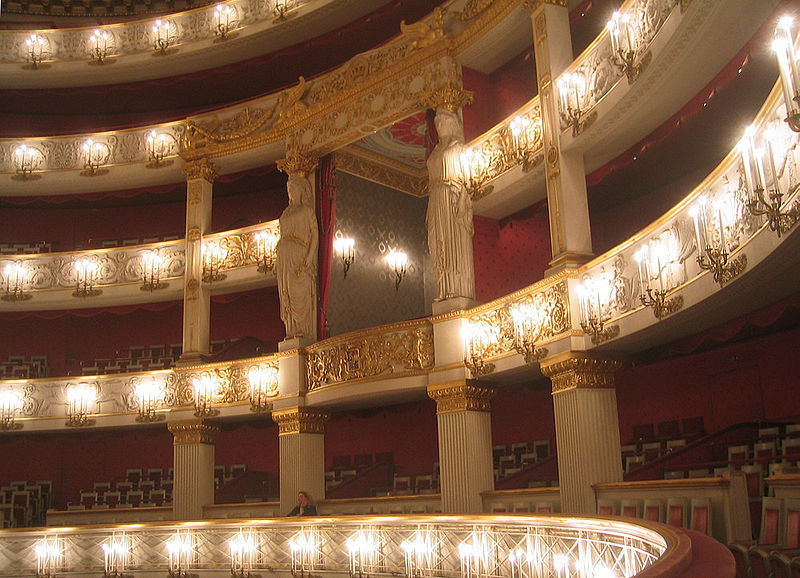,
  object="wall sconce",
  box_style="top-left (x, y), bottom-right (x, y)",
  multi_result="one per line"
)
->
top-left (140, 250), bottom-right (167, 292)
top-left (606, 11), bottom-right (650, 82)
top-left (166, 531), bottom-right (194, 578)
top-left (272, 0), bottom-right (296, 23)
top-left (66, 382), bottom-right (97, 427)
top-left (145, 130), bottom-right (174, 168)
top-left (332, 237), bottom-right (355, 278)
top-left (73, 258), bottom-right (102, 298)
top-left (401, 530), bottom-right (436, 578)
top-left (557, 72), bottom-right (596, 136)
top-left (689, 194), bottom-right (747, 286)
top-left (214, 4), bottom-right (239, 40)
top-left (102, 533), bottom-right (129, 576)
top-left (192, 374), bottom-right (220, 417)
top-left (81, 138), bottom-right (110, 176)
top-left (0, 388), bottom-right (24, 431)
top-left (202, 240), bottom-right (228, 283)
top-left (254, 230), bottom-right (279, 274)
top-left (3, 262), bottom-right (32, 302)
top-left (509, 303), bottom-right (548, 364)
top-left (576, 276), bottom-right (619, 344)
top-left (152, 19), bottom-right (176, 55)
top-left (507, 115), bottom-right (543, 172)
top-left (289, 529), bottom-right (319, 576)
top-left (133, 377), bottom-right (164, 422)
top-left (461, 320), bottom-right (498, 377)
top-left (229, 529), bottom-right (258, 577)
top-left (386, 250), bottom-right (407, 290)
top-left (346, 529), bottom-right (379, 577)
top-left (25, 34), bottom-right (49, 69)
top-left (247, 365), bottom-right (278, 412)
top-left (12, 144), bottom-right (43, 181)
top-left (738, 125), bottom-right (800, 236)
top-left (35, 536), bottom-right (62, 578)
top-left (89, 29), bottom-right (114, 64)
top-left (633, 236), bottom-right (684, 319)
top-left (774, 17), bottom-right (800, 132)
top-left (457, 147), bottom-right (494, 201)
